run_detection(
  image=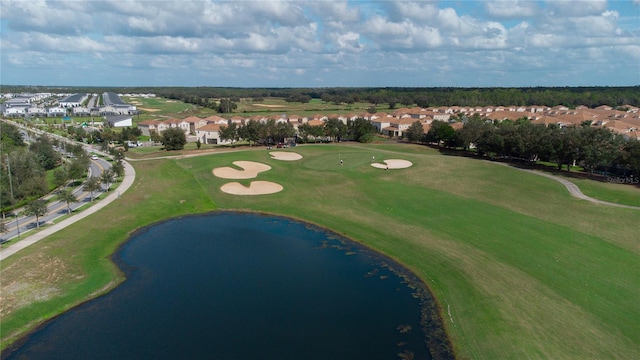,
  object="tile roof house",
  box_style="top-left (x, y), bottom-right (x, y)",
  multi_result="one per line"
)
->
top-left (203, 115), bottom-right (229, 125)
top-left (138, 120), bottom-right (163, 136)
top-left (181, 116), bottom-right (208, 134)
top-left (195, 123), bottom-right (233, 145)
